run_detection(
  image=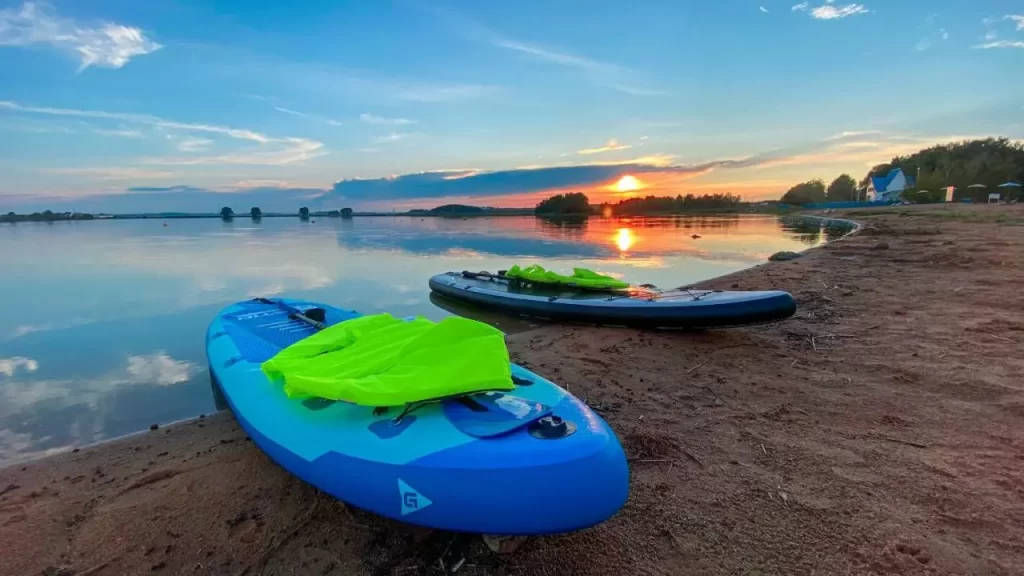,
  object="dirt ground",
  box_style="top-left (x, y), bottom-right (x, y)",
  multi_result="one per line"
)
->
top-left (2, 204), bottom-right (1023, 576)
